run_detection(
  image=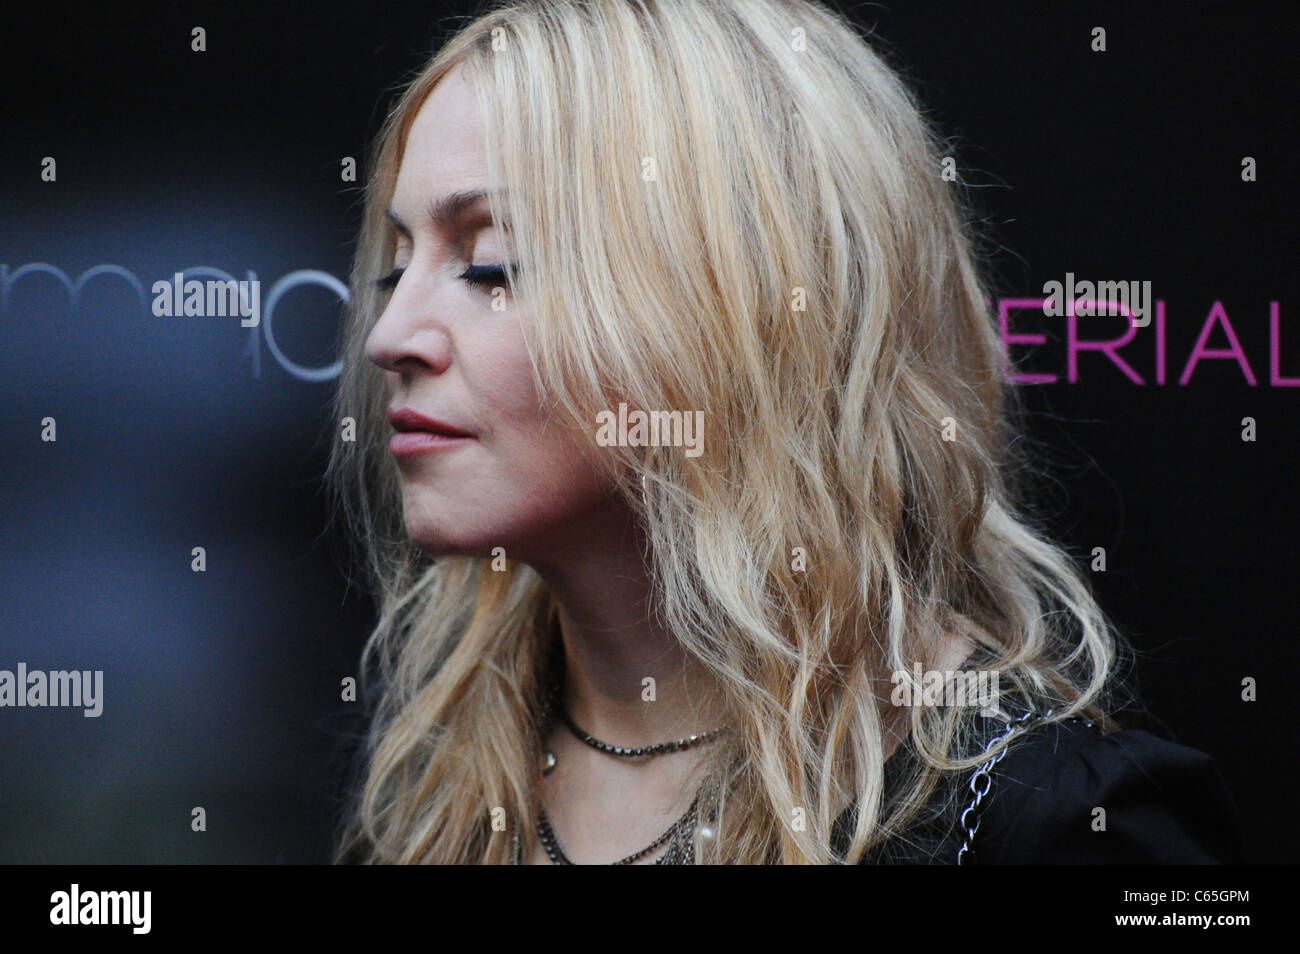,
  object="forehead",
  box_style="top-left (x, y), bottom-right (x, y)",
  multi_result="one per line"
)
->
top-left (393, 64), bottom-right (493, 211)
